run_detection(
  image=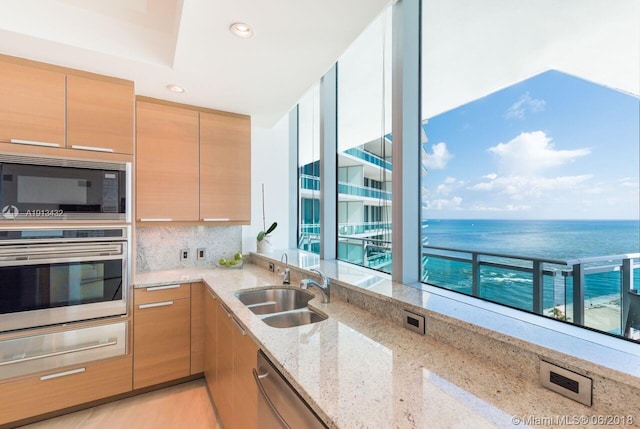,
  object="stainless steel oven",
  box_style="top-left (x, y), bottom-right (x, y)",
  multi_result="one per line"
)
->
top-left (0, 227), bottom-right (129, 332)
top-left (0, 153), bottom-right (131, 222)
